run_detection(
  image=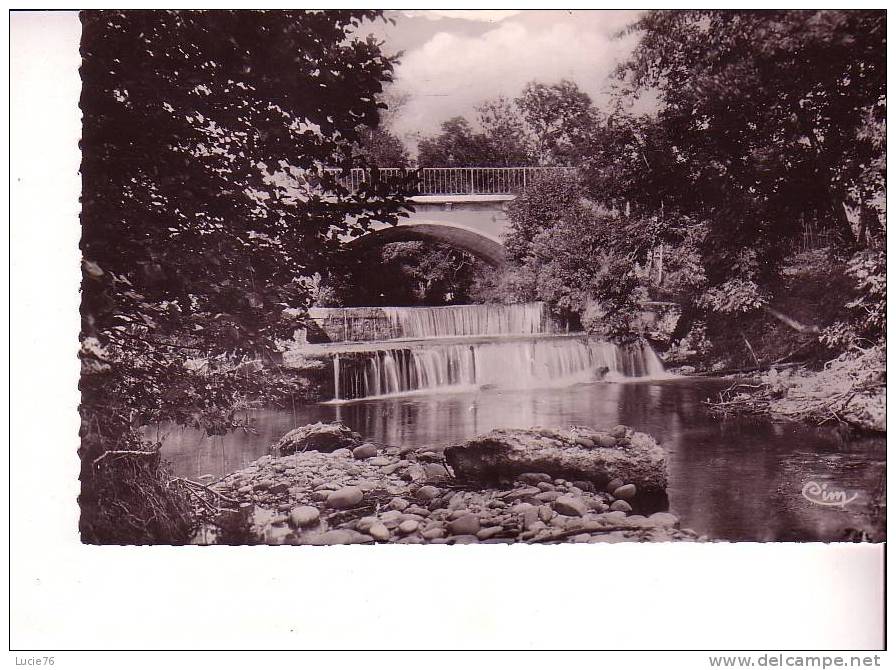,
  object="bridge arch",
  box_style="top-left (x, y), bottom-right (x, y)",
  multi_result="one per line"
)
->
top-left (348, 220), bottom-right (506, 267)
